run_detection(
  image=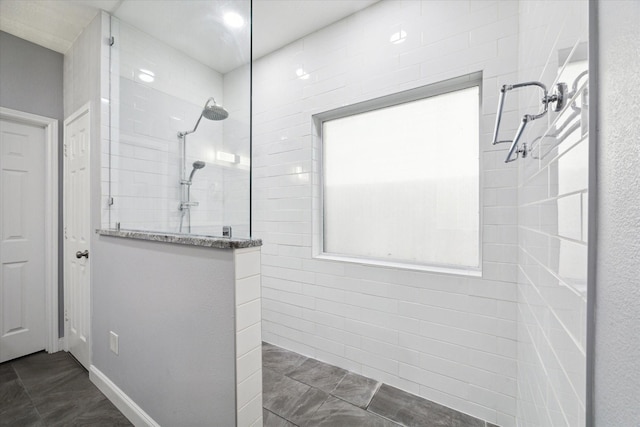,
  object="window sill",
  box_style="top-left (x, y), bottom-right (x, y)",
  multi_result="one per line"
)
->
top-left (314, 253), bottom-right (482, 277)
